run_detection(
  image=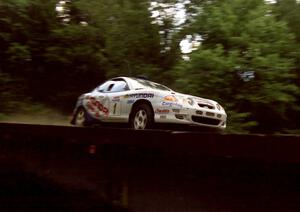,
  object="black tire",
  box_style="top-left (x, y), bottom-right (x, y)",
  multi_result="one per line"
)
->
top-left (74, 107), bottom-right (88, 126)
top-left (130, 104), bottom-right (154, 130)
